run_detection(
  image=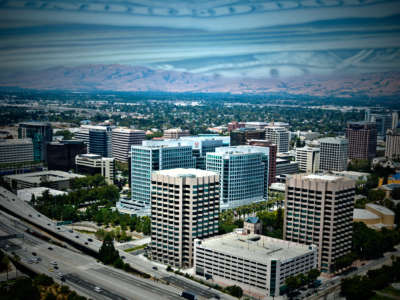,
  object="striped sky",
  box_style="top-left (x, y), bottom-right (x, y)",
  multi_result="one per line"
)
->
top-left (0, 0), bottom-right (400, 78)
